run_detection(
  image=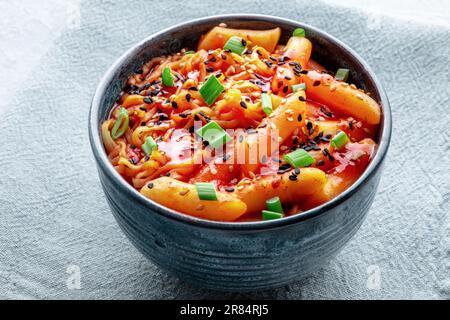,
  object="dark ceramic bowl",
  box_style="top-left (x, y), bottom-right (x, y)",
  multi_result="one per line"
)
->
top-left (89, 14), bottom-right (391, 291)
